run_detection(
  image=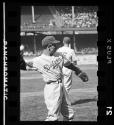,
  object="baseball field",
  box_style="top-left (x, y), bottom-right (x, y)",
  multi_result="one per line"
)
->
top-left (20, 64), bottom-right (98, 121)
